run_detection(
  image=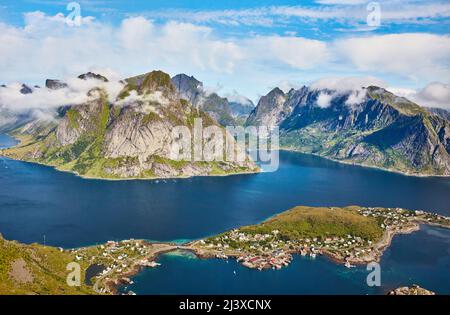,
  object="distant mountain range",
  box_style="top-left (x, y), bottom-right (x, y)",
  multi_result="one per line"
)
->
top-left (172, 73), bottom-right (254, 126)
top-left (0, 70), bottom-right (257, 179)
top-left (247, 85), bottom-right (450, 176)
top-left (1, 71), bottom-right (449, 176)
